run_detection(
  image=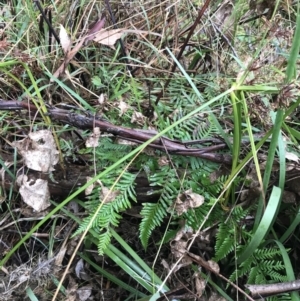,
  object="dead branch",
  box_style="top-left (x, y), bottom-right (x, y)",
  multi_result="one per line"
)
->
top-left (0, 99), bottom-right (232, 164)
